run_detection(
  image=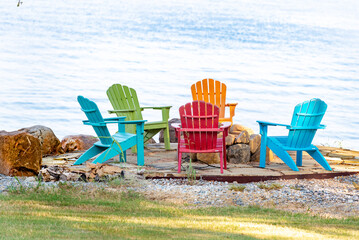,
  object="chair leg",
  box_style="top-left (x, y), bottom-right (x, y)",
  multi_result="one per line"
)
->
top-left (296, 151), bottom-right (303, 167)
top-left (259, 138), bottom-right (268, 168)
top-left (258, 124), bottom-right (269, 168)
top-left (163, 125), bottom-right (171, 150)
top-left (93, 148), bottom-right (119, 164)
top-left (223, 140), bottom-right (227, 170)
top-left (306, 148), bottom-right (332, 171)
top-left (178, 152), bottom-right (182, 173)
top-left (270, 147), bottom-right (299, 171)
top-left (135, 125), bottom-right (145, 166)
top-left (136, 138), bottom-right (145, 166)
top-left (220, 151), bottom-right (224, 174)
top-left (73, 145), bottom-right (104, 165)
